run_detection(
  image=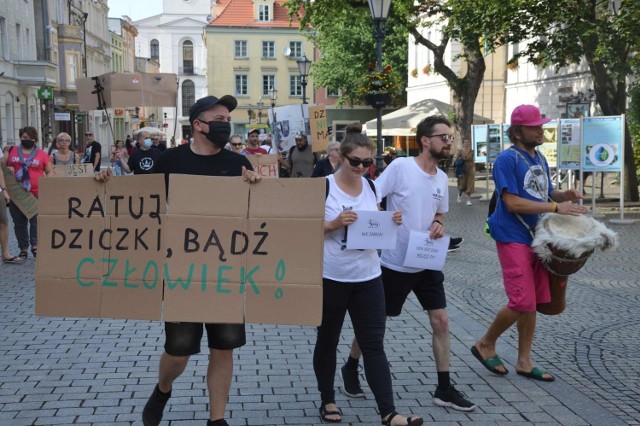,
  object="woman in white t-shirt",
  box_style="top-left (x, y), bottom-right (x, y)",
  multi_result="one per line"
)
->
top-left (314, 124), bottom-right (423, 426)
